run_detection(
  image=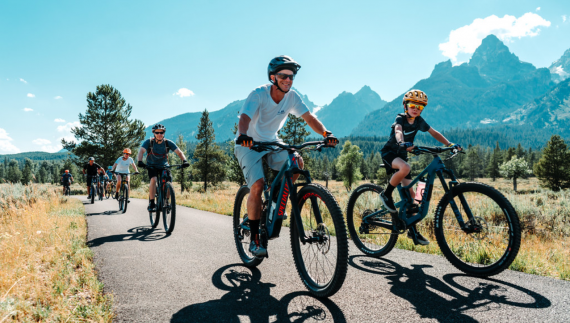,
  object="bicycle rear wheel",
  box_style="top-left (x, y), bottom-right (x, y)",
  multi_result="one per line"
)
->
top-left (434, 182), bottom-right (521, 277)
top-left (232, 185), bottom-right (263, 267)
top-left (118, 186), bottom-right (124, 211)
top-left (162, 182), bottom-right (176, 233)
top-left (98, 185), bottom-right (103, 201)
top-left (291, 183), bottom-right (349, 298)
top-left (105, 184), bottom-right (111, 199)
top-left (122, 184), bottom-right (129, 214)
top-left (346, 183), bottom-right (398, 257)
